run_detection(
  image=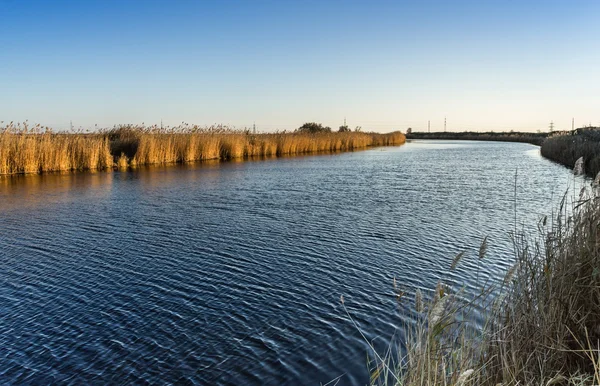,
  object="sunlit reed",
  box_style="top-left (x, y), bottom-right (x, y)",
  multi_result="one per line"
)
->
top-left (0, 122), bottom-right (112, 175)
top-left (0, 122), bottom-right (406, 175)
